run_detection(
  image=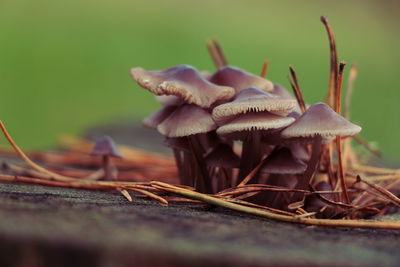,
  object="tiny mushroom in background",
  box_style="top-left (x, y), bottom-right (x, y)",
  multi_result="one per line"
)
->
top-left (90, 136), bottom-right (123, 181)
